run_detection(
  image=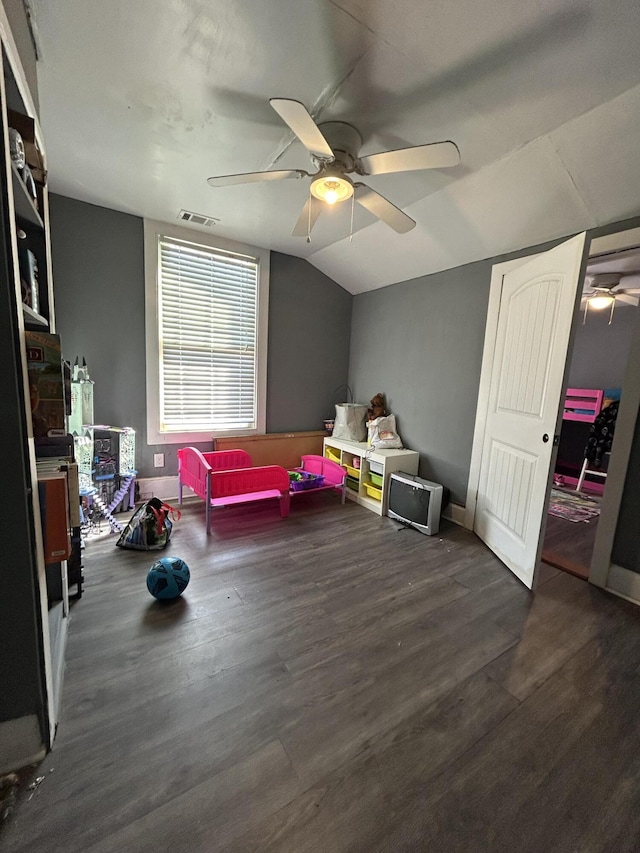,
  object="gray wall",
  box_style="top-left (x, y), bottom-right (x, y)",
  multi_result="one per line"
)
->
top-left (349, 261), bottom-right (493, 505)
top-left (267, 253), bottom-right (351, 432)
top-left (49, 195), bottom-right (352, 477)
top-left (2, 0), bottom-right (39, 114)
top-left (567, 305), bottom-right (637, 391)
